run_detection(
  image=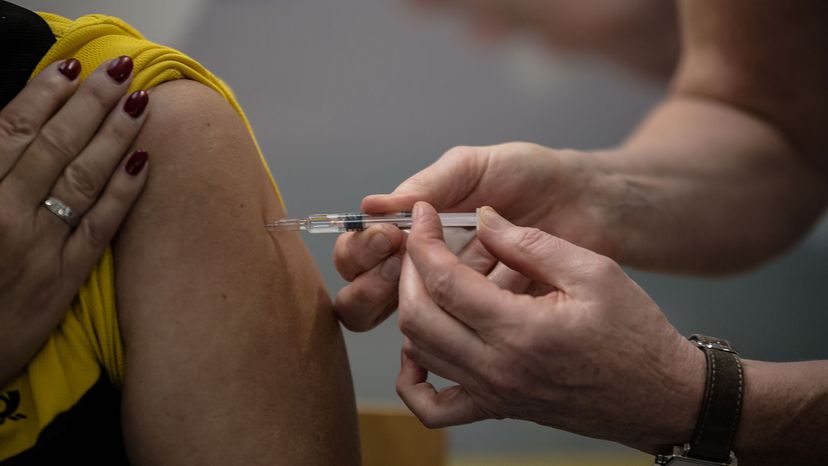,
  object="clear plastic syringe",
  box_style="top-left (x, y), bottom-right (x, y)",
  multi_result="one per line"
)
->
top-left (265, 211), bottom-right (478, 234)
